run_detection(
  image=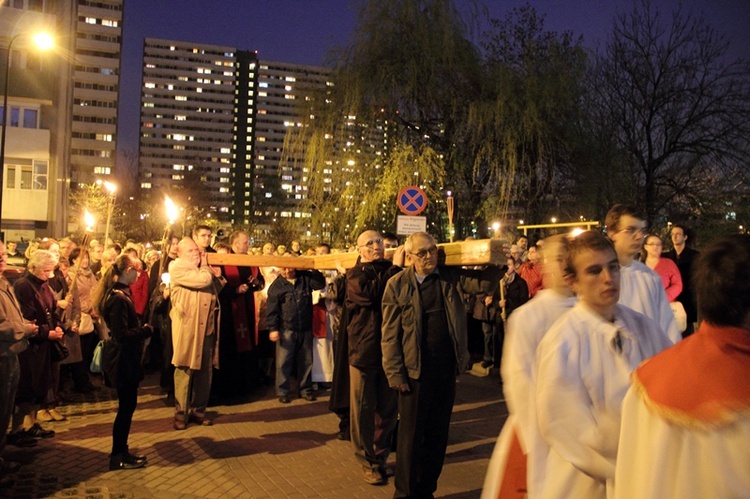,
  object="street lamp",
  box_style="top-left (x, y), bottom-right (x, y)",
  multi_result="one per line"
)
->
top-left (97, 180), bottom-right (117, 245)
top-left (0, 32), bottom-right (54, 229)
